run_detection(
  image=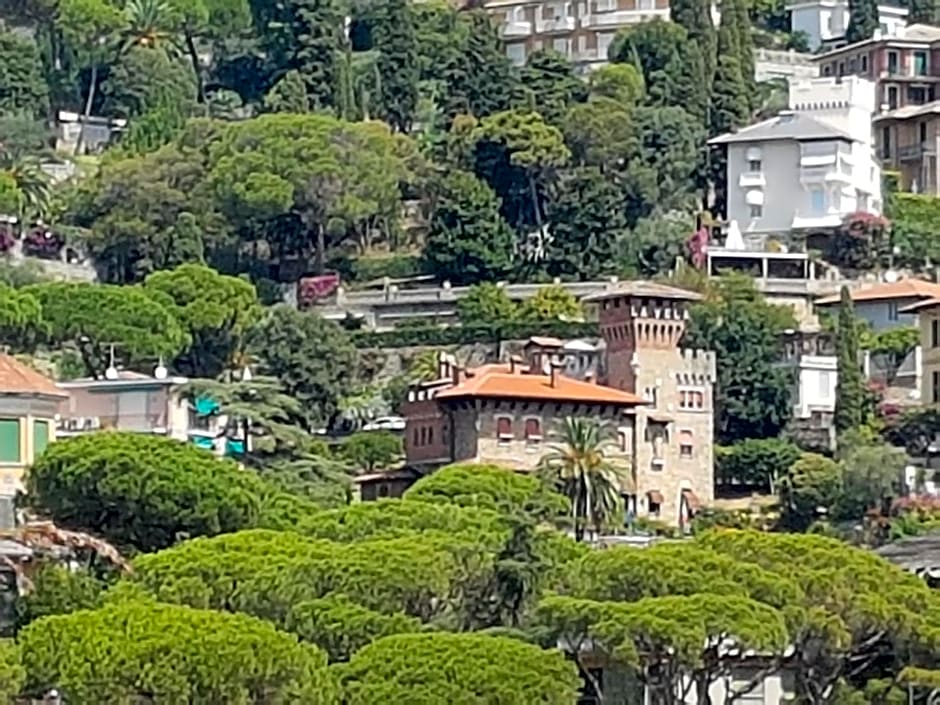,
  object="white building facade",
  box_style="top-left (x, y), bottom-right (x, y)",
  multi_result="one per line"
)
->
top-left (710, 76), bottom-right (882, 236)
top-left (786, 0), bottom-right (908, 52)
